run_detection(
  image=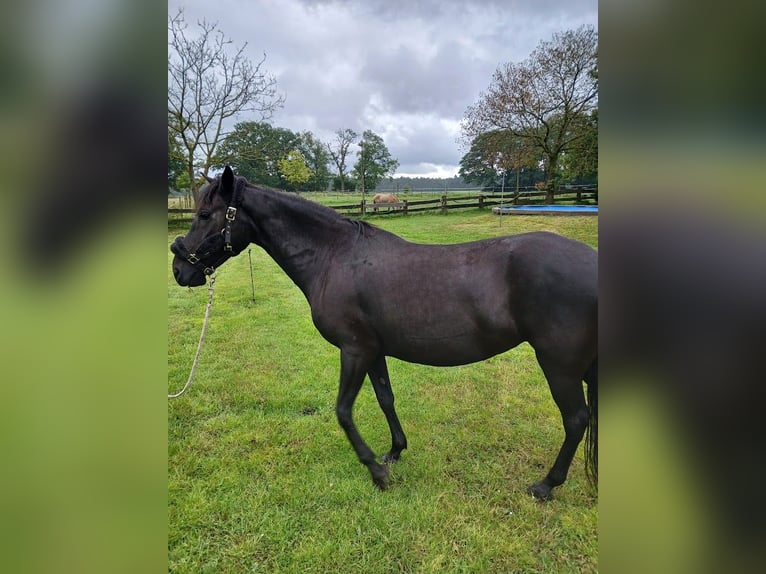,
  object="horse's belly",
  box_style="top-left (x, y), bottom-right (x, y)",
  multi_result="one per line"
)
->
top-left (385, 329), bottom-right (521, 367)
